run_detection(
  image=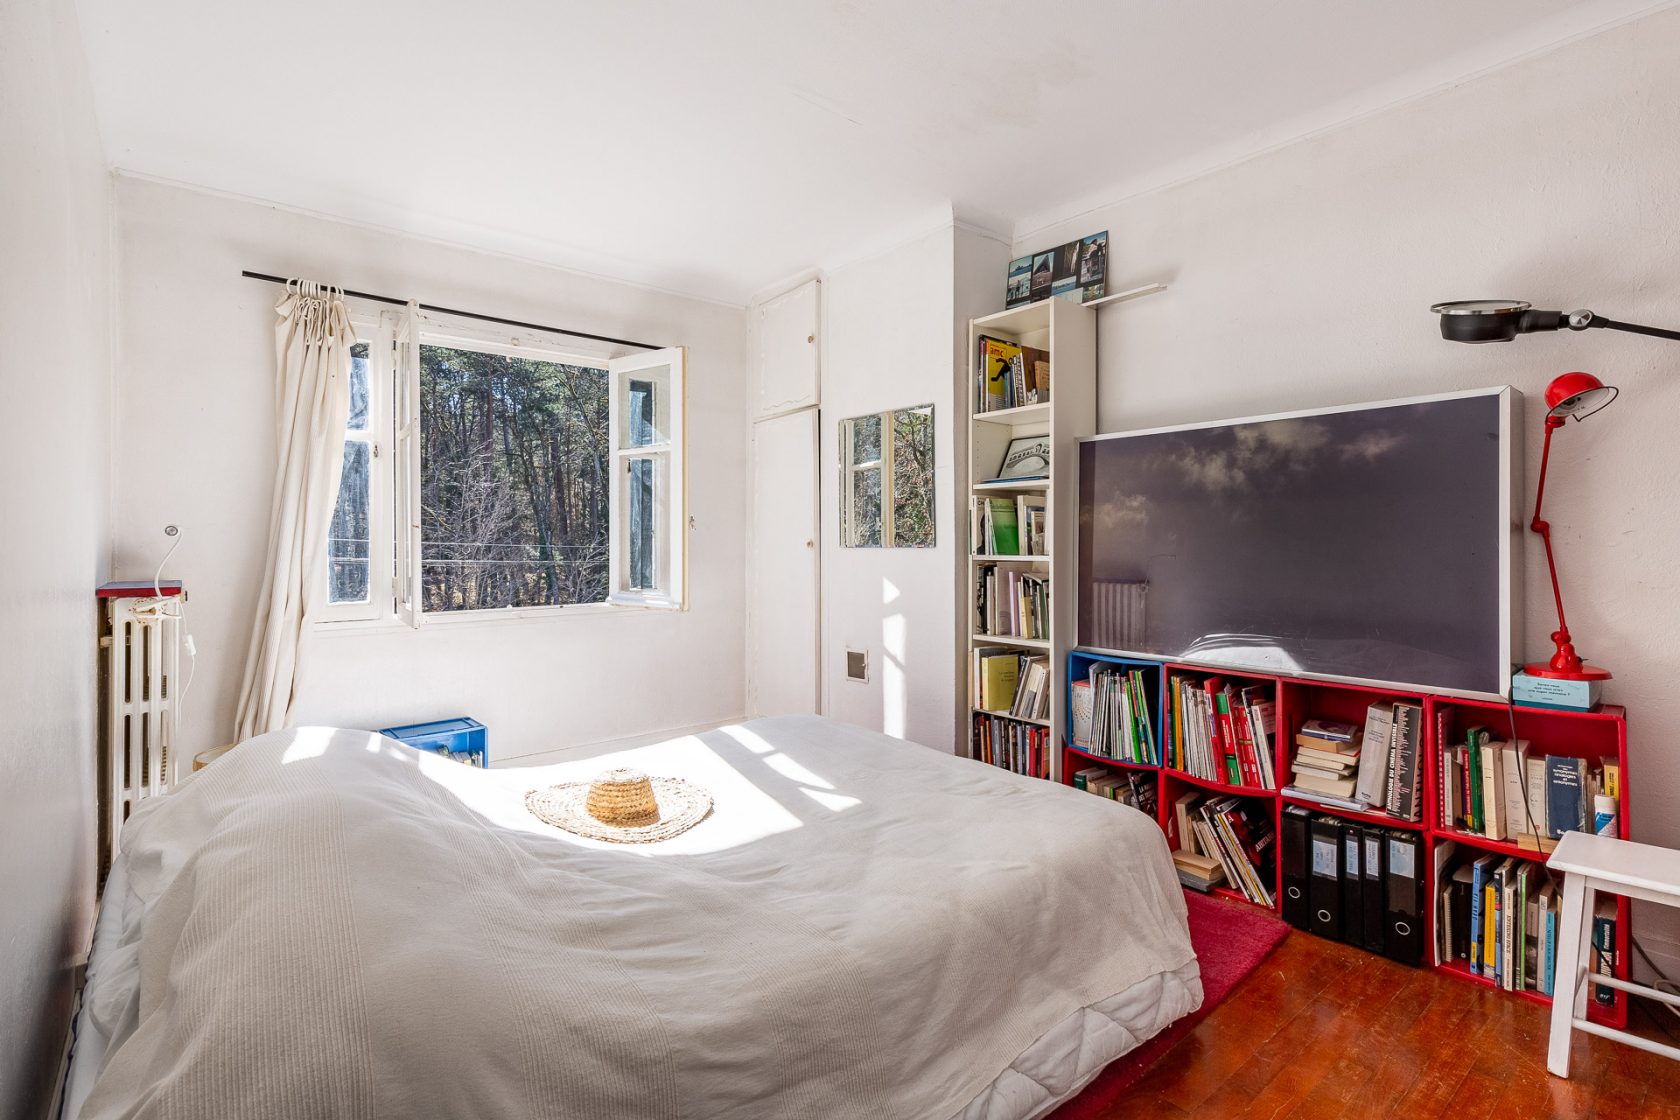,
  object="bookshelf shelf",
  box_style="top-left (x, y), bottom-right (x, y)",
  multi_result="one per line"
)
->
top-left (972, 402), bottom-right (1050, 425)
top-left (965, 297), bottom-right (1095, 782)
top-left (1063, 744), bottom-right (1158, 771)
top-left (1164, 768), bottom-right (1278, 799)
top-left (1282, 795), bottom-right (1426, 833)
top-left (1429, 827), bottom-right (1554, 861)
top-left (974, 708), bottom-right (1050, 728)
top-left (972, 478), bottom-right (1049, 492)
top-left (971, 633), bottom-right (1049, 650)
